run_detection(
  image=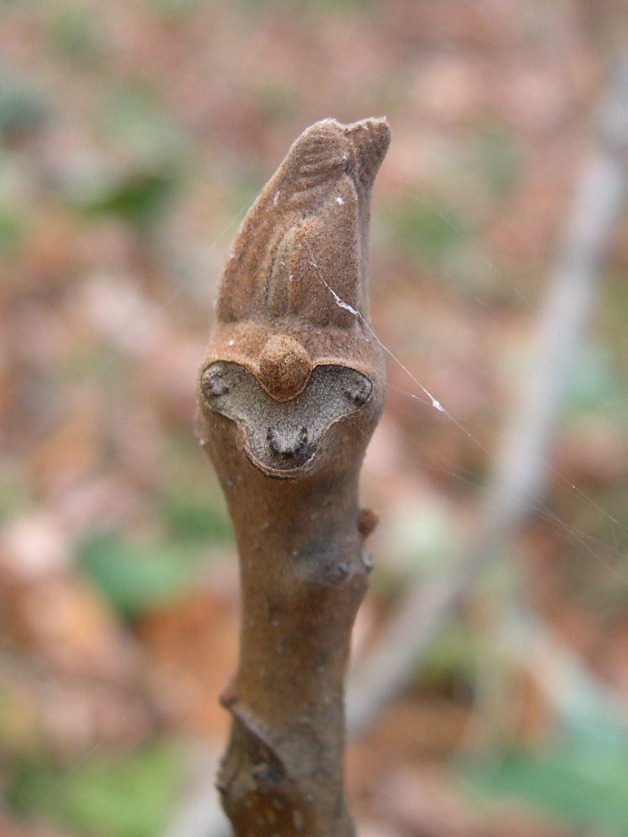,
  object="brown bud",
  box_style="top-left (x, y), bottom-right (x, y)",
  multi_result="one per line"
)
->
top-left (257, 334), bottom-right (312, 401)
